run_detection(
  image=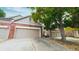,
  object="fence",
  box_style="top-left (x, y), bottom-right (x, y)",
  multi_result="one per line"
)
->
top-left (52, 30), bottom-right (79, 38)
